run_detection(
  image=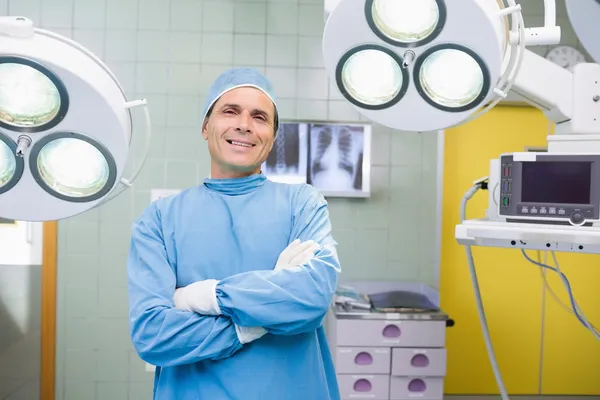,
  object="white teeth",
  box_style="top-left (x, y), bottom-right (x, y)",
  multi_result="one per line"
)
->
top-left (230, 140), bottom-right (252, 148)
